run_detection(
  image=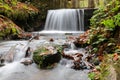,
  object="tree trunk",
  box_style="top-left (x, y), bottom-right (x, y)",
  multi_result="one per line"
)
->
top-left (88, 0), bottom-right (95, 8)
top-left (64, 0), bottom-right (67, 8)
top-left (76, 0), bottom-right (80, 8)
top-left (96, 0), bottom-right (100, 6)
top-left (103, 0), bottom-right (111, 6)
top-left (71, 0), bottom-right (76, 8)
top-left (60, 0), bottom-right (64, 8)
